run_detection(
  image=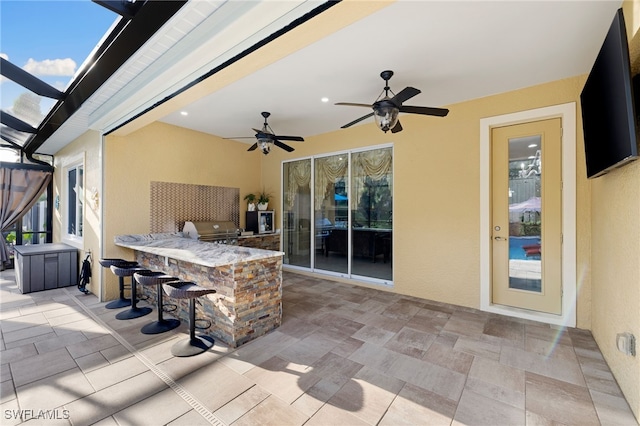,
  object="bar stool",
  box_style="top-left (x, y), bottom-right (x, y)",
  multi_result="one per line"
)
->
top-left (162, 281), bottom-right (216, 357)
top-left (110, 264), bottom-right (152, 320)
top-left (99, 259), bottom-right (139, 309)
top-left (134, 271), bottom-right (181, 334)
